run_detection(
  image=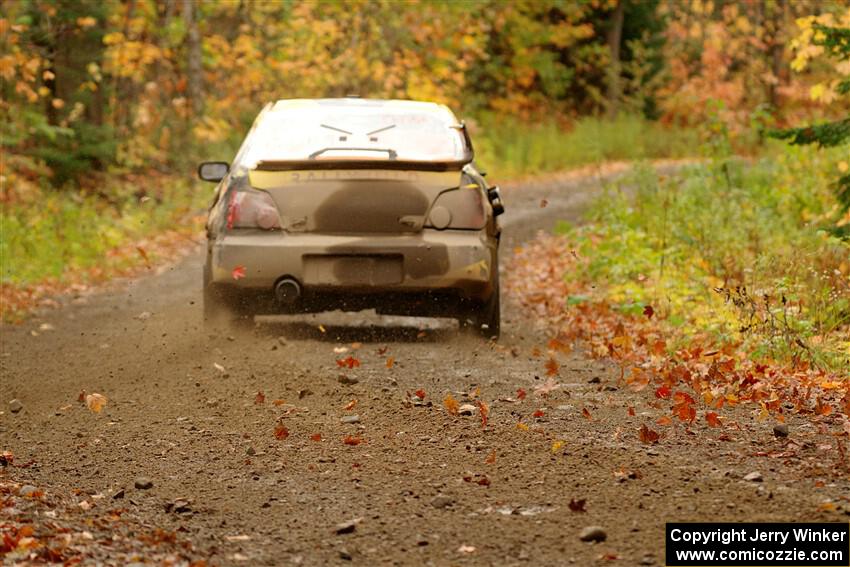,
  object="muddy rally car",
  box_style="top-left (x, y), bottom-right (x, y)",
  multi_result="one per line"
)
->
top-left (198, 98), bottom-right (505, 338)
